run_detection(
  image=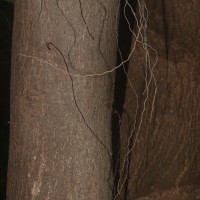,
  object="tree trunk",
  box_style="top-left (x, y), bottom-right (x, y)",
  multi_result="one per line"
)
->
top-left (117, 0), bottom-right (200, 199)
top-left (7, 0), bottom-right (119, 199)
